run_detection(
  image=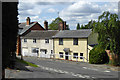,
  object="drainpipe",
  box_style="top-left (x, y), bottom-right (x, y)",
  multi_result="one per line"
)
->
top-left (87, 37), bottom-right (88, 62)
